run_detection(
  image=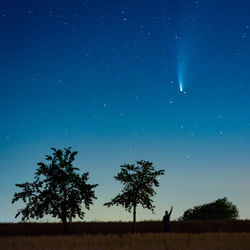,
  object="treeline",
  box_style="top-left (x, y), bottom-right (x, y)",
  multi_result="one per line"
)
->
top-left (10, 147), bottom-right (240, 234)
top-left (11, 147), bottom-right (165, 234)
top-left (1, 220), bottom-right (250, 236)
